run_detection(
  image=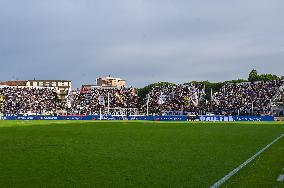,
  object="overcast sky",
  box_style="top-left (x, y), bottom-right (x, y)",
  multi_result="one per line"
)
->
top-left (0, 0), bottom-right (283, 88)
